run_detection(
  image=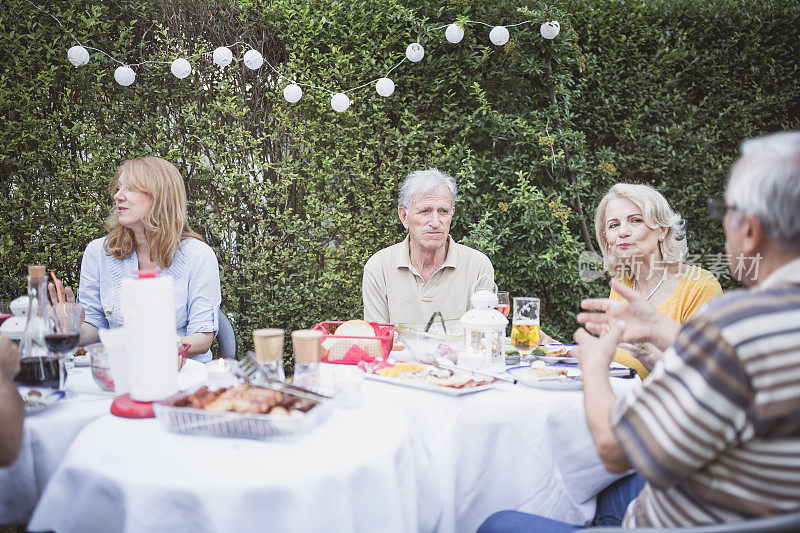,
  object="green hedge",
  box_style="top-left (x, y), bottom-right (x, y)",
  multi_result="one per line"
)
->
top-left (1, 0), bottom-right (798, 360)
